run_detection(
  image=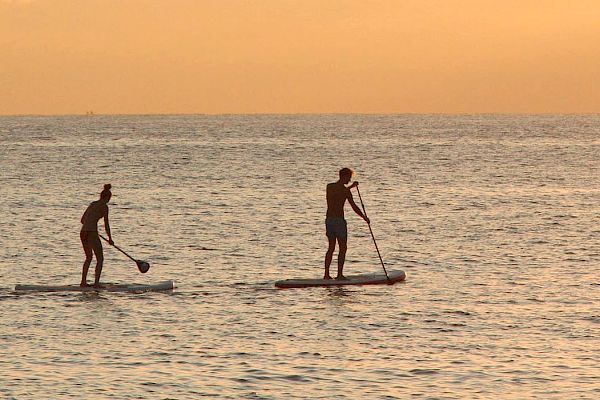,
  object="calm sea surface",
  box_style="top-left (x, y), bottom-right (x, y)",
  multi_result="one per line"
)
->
top-left (0, 114), bottom-right (598, 399)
